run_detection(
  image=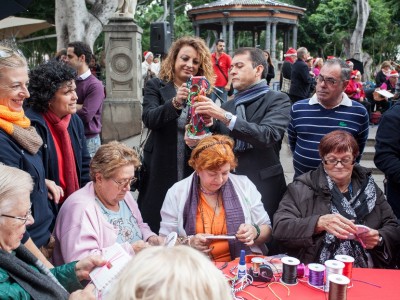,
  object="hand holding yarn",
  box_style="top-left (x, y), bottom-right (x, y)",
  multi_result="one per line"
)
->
top-left (315, 213), bottom-right (357, 239)
top-left (189, 233), bottom-right (212, 253)
top-left (236, 223), bottom-right (256, 246)
top-left (357, 228), bottom-right (380, 249)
